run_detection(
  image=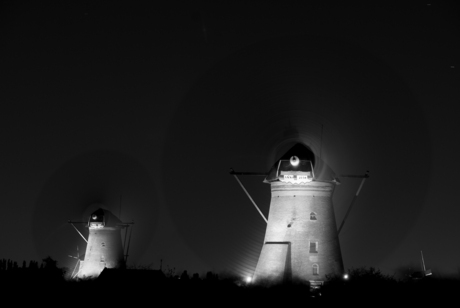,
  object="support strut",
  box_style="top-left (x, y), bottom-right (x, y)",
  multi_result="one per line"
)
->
top-left (230, 168), bottom-right (268, 223)
top-left (337, 171), bottom-right (369, 235)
